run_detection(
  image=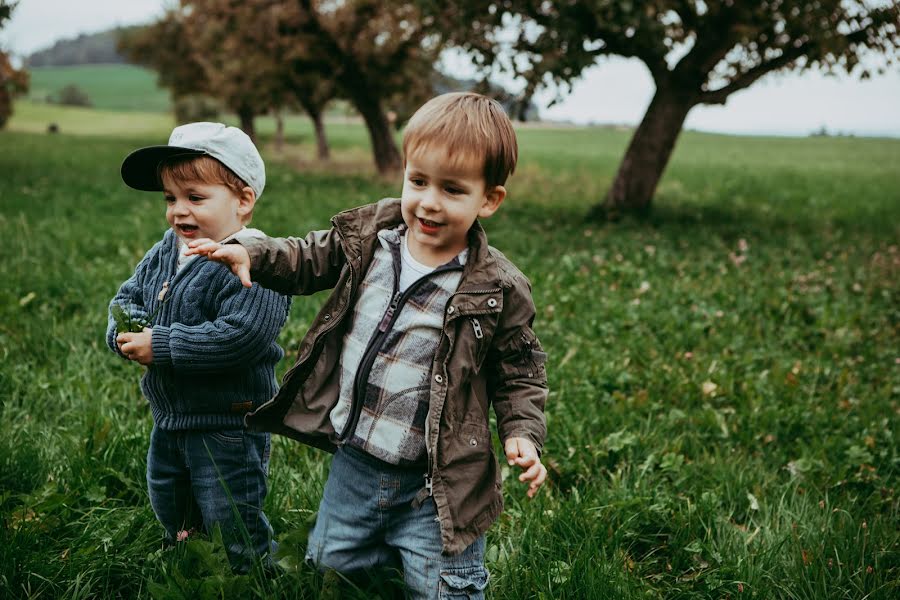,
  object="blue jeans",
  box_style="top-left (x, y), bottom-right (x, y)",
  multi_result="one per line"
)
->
top-left (146, 424), bottom-right (275, 572)
top-left (306, 445), bottom-right (489, 599)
